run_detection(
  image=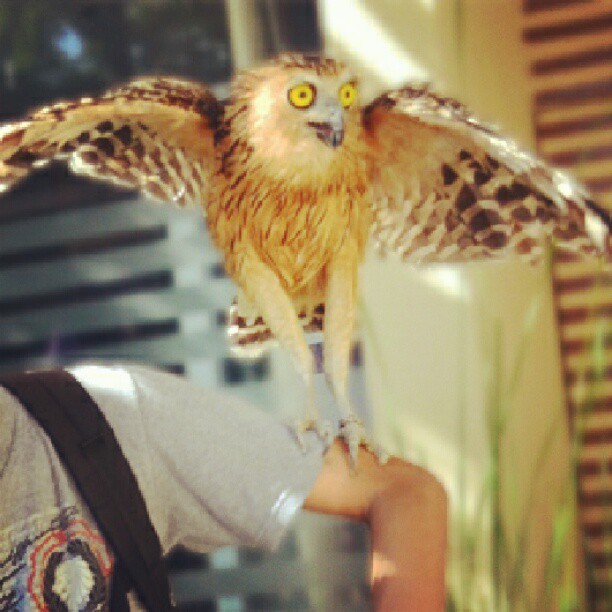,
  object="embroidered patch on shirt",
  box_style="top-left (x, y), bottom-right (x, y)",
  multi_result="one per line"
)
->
top-left (0, 506), bottom-right (113, 610)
